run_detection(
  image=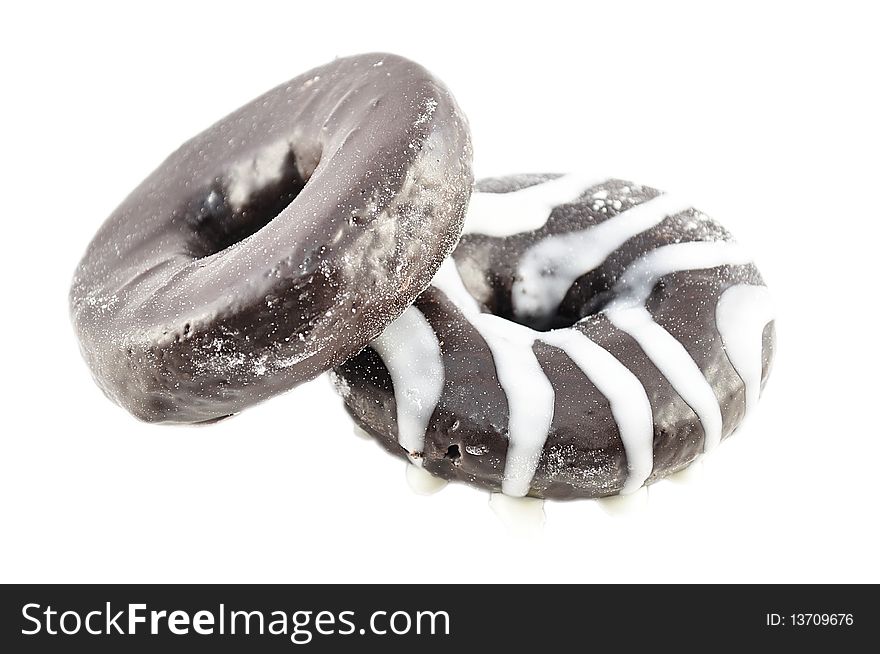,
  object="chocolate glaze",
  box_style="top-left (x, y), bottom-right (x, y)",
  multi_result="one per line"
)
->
top-left (333, 175), bottom-right (776, 499)
top-left (70, 53), bottom-right (473, 423)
